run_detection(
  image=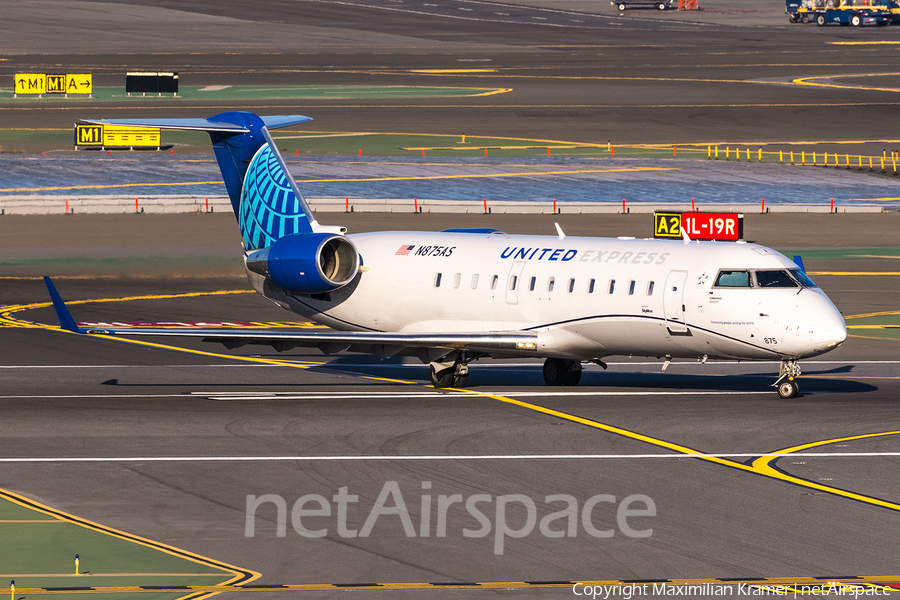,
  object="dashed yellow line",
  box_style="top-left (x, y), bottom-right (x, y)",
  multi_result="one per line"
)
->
top-left (3, 577), bottom-right (899, 594)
